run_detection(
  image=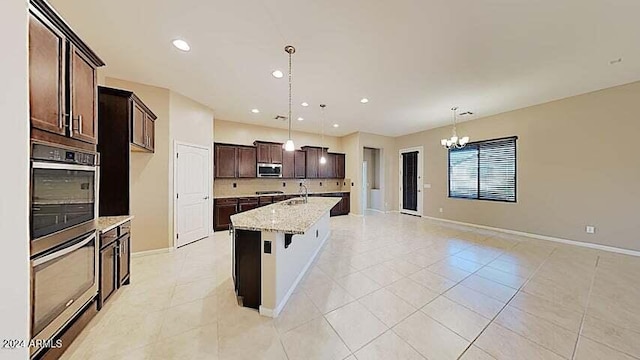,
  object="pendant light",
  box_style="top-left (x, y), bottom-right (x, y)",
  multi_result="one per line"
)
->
top-left (319, 104), bottom-right (327, 164)
top-left (284, 45), bottom-right (296, 152)
top-left (441, 107), bottom-right (470, 149)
